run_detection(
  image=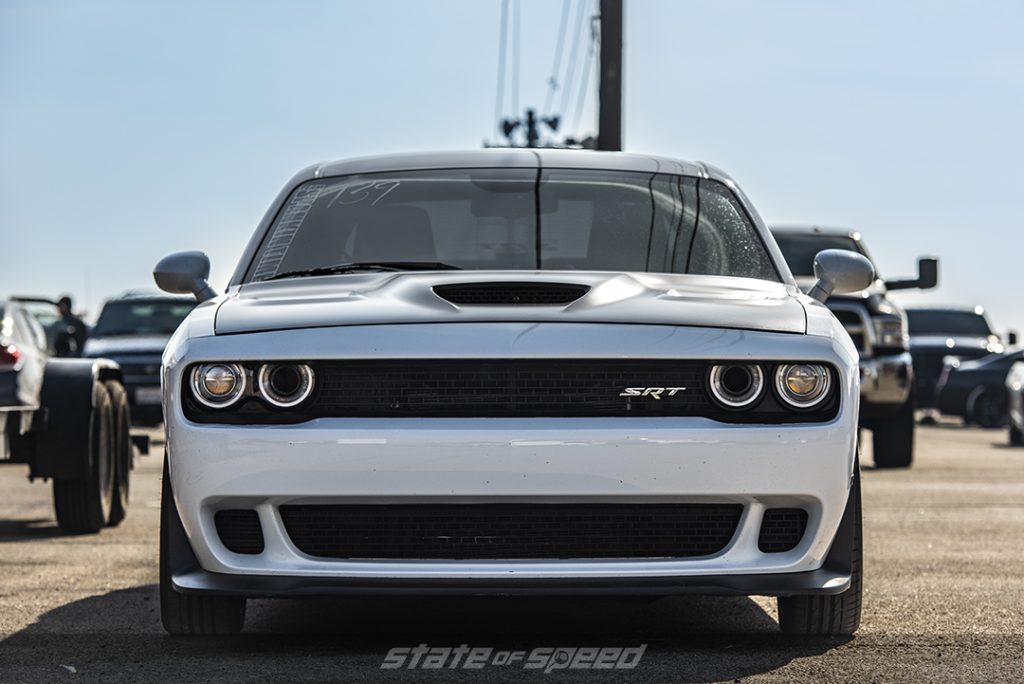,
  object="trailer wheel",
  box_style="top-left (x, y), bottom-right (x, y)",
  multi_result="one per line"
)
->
top-left (105, 380), bottom-right (132, 526)
top-left (53, 382), bottom-right (115, 534)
